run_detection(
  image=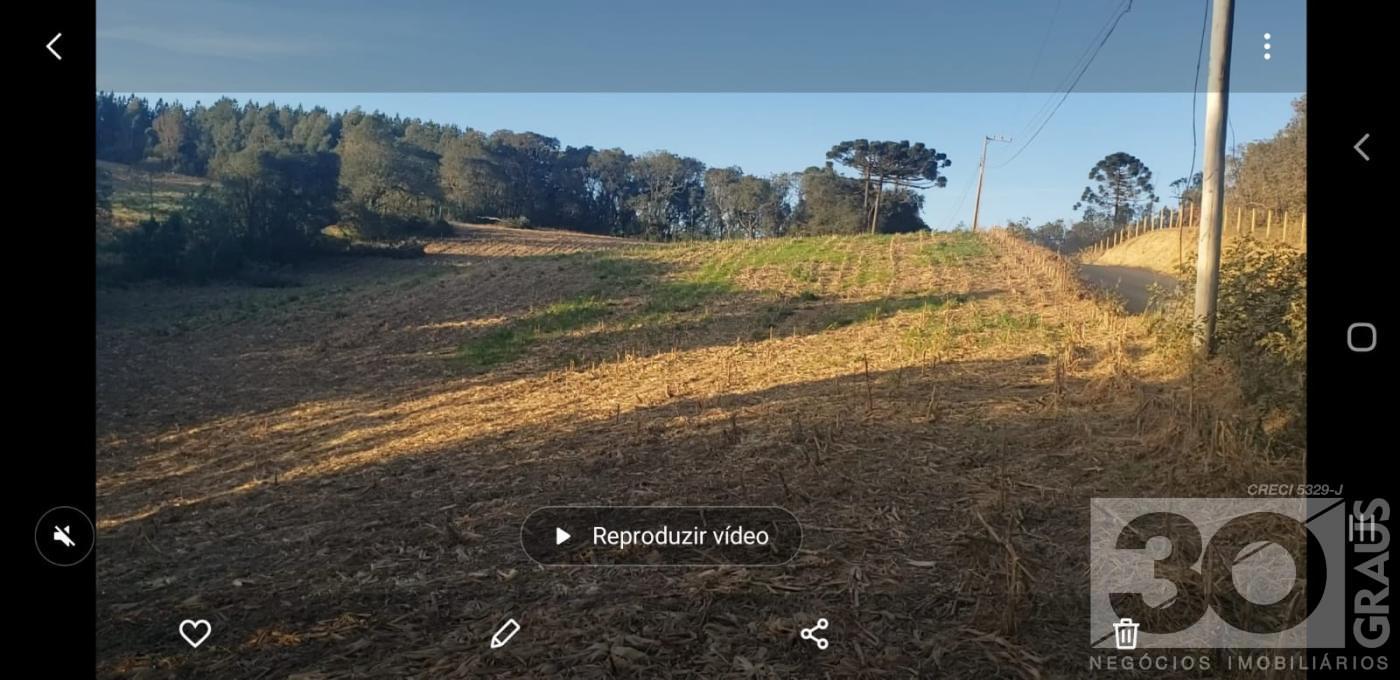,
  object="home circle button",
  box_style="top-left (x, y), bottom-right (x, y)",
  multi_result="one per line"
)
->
top-left (1347, 322), bottom-right (1377, 353)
